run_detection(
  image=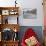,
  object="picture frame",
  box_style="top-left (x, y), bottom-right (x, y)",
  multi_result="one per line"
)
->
top-left (8, 16), bottom-right (18, 24)
top-left (2, 16), bottom-right (18, 24)
top-left (9, 10), bottom-right (18, 15)
top-left (2, 10), bottom-right (9, 15)
top-left (23, 8), bottom-right (37, 19)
